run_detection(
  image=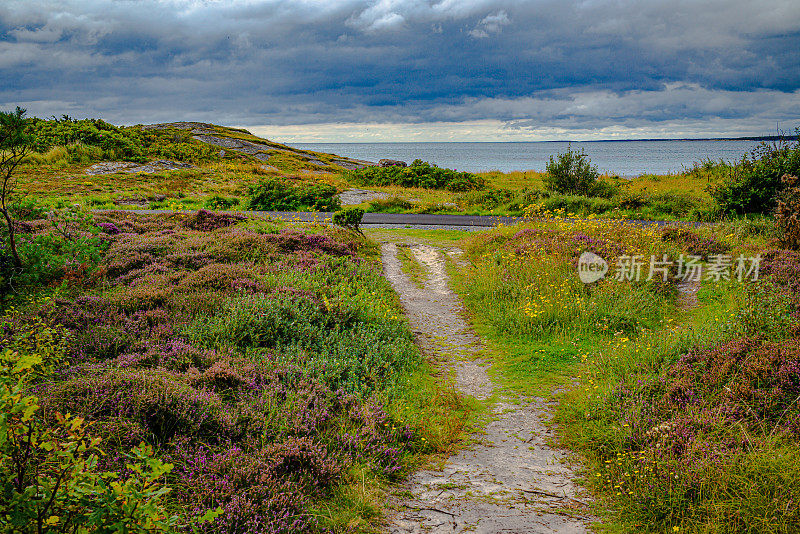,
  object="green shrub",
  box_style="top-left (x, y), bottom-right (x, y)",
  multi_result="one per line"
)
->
top-left (776, 173), bottom-right (800, 250)
top-left (711, 134), bottom-right (800, 214)
top-left (10, 198), bottom-right (47, 221)
top-left (544, 146), bottom-right (601, 196)
top-left (17, 229), bottom-right (106, 287)
top-left (346, 160), bottom-right (484, 192)
top-left (332, 207), bottom-right (364, 234)
top-left (247, 179), bottom-right (340, 211)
